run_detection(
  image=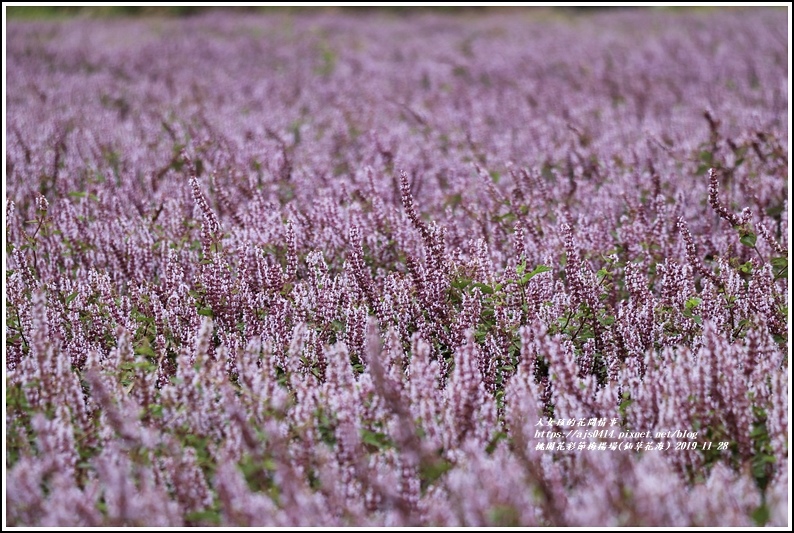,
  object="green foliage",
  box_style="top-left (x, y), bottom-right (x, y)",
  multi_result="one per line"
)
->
top-left (489, 504), bottom-right (522, 527)
top-left (485, 430), bottom-right (508, 455)
top-left (185, 509), bottom-right (223, 526)
top-left (696, 149), bottom-right (714, 175)
top-left (418, 456), bottom-right (454, 494)
top-left (748, 406), bottom-right (775, 493)
top-left (5, 380), bottom-right (35, 469)
top-left (360, 428), bottom-right (393, 451)
top-left (739, 231), bottom-right (757, 248)
top-left (520, 264), bottom-right (553, 285)
top-left (770, 256), bottom-right (787, 280)
top-left (178, 430), bottom-right (220, 479)
top-left (682, 297), bottom-right (703, 325)
top-left (750, 504), bottom-right (771, 528)
top-left (316, 409), bottom-right (338, 447)
top-left (239, 452), bottom-right (278, 494)
top-left (618, 392), bottom-right (633, 425)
